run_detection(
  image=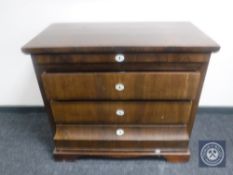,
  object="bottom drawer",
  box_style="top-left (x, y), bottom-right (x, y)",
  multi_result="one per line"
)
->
top-left (51, 101), bottom-right (192, 124)
top-left (54, 125), bottom-right (189, 149)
